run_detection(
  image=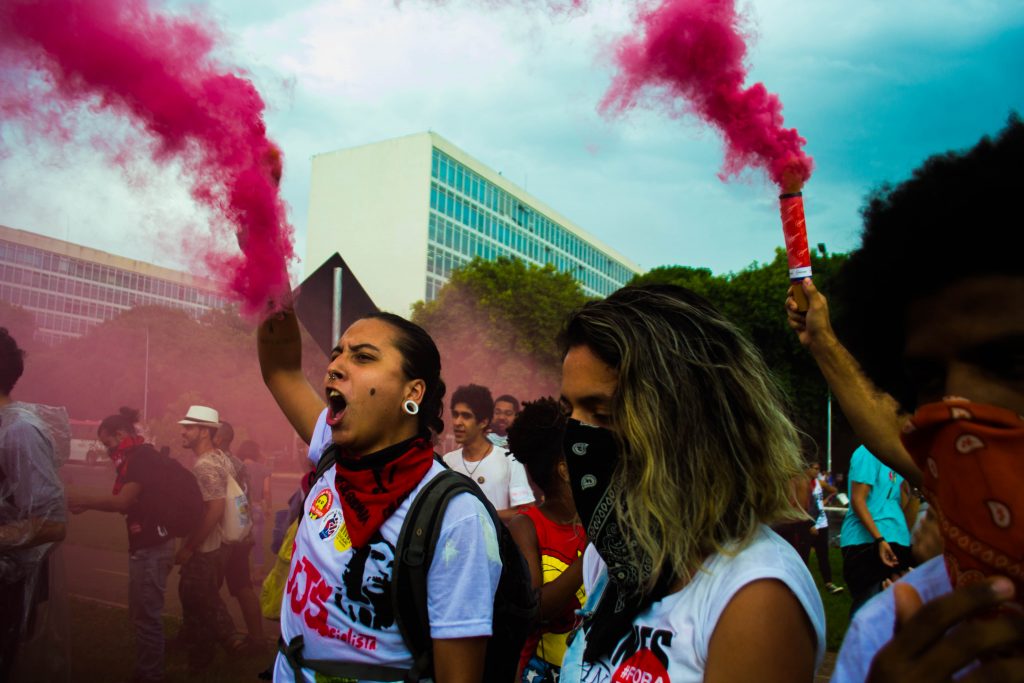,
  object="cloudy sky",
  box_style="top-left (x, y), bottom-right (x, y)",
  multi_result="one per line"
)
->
top-left (2, 0), bottom-right (1022, 283)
